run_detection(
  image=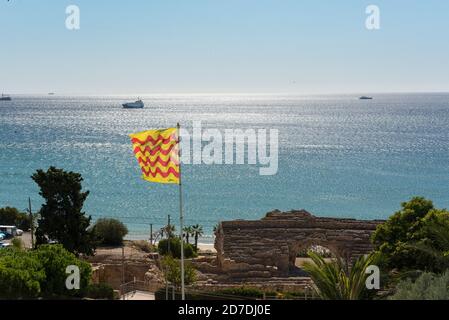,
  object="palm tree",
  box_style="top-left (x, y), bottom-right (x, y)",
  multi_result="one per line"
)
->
top-left (191, 224), bottom-right (204, 250)
top-left (302, 251), bottom-right (380, 300)
top-left (183, 226), bottom-right (193, 244)
top-left (162, 224), bottom-right (176, 239)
